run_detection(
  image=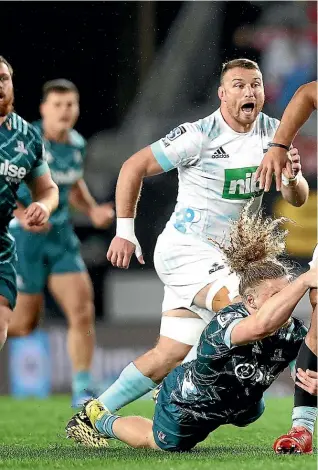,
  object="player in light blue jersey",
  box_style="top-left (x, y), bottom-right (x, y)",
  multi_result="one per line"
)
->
top-left (89, 59), bottom-right (310, 418)
top-left (0, 56), bottom-right (58, 354)
top-left (8, 79), bottom-right (114, 407)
